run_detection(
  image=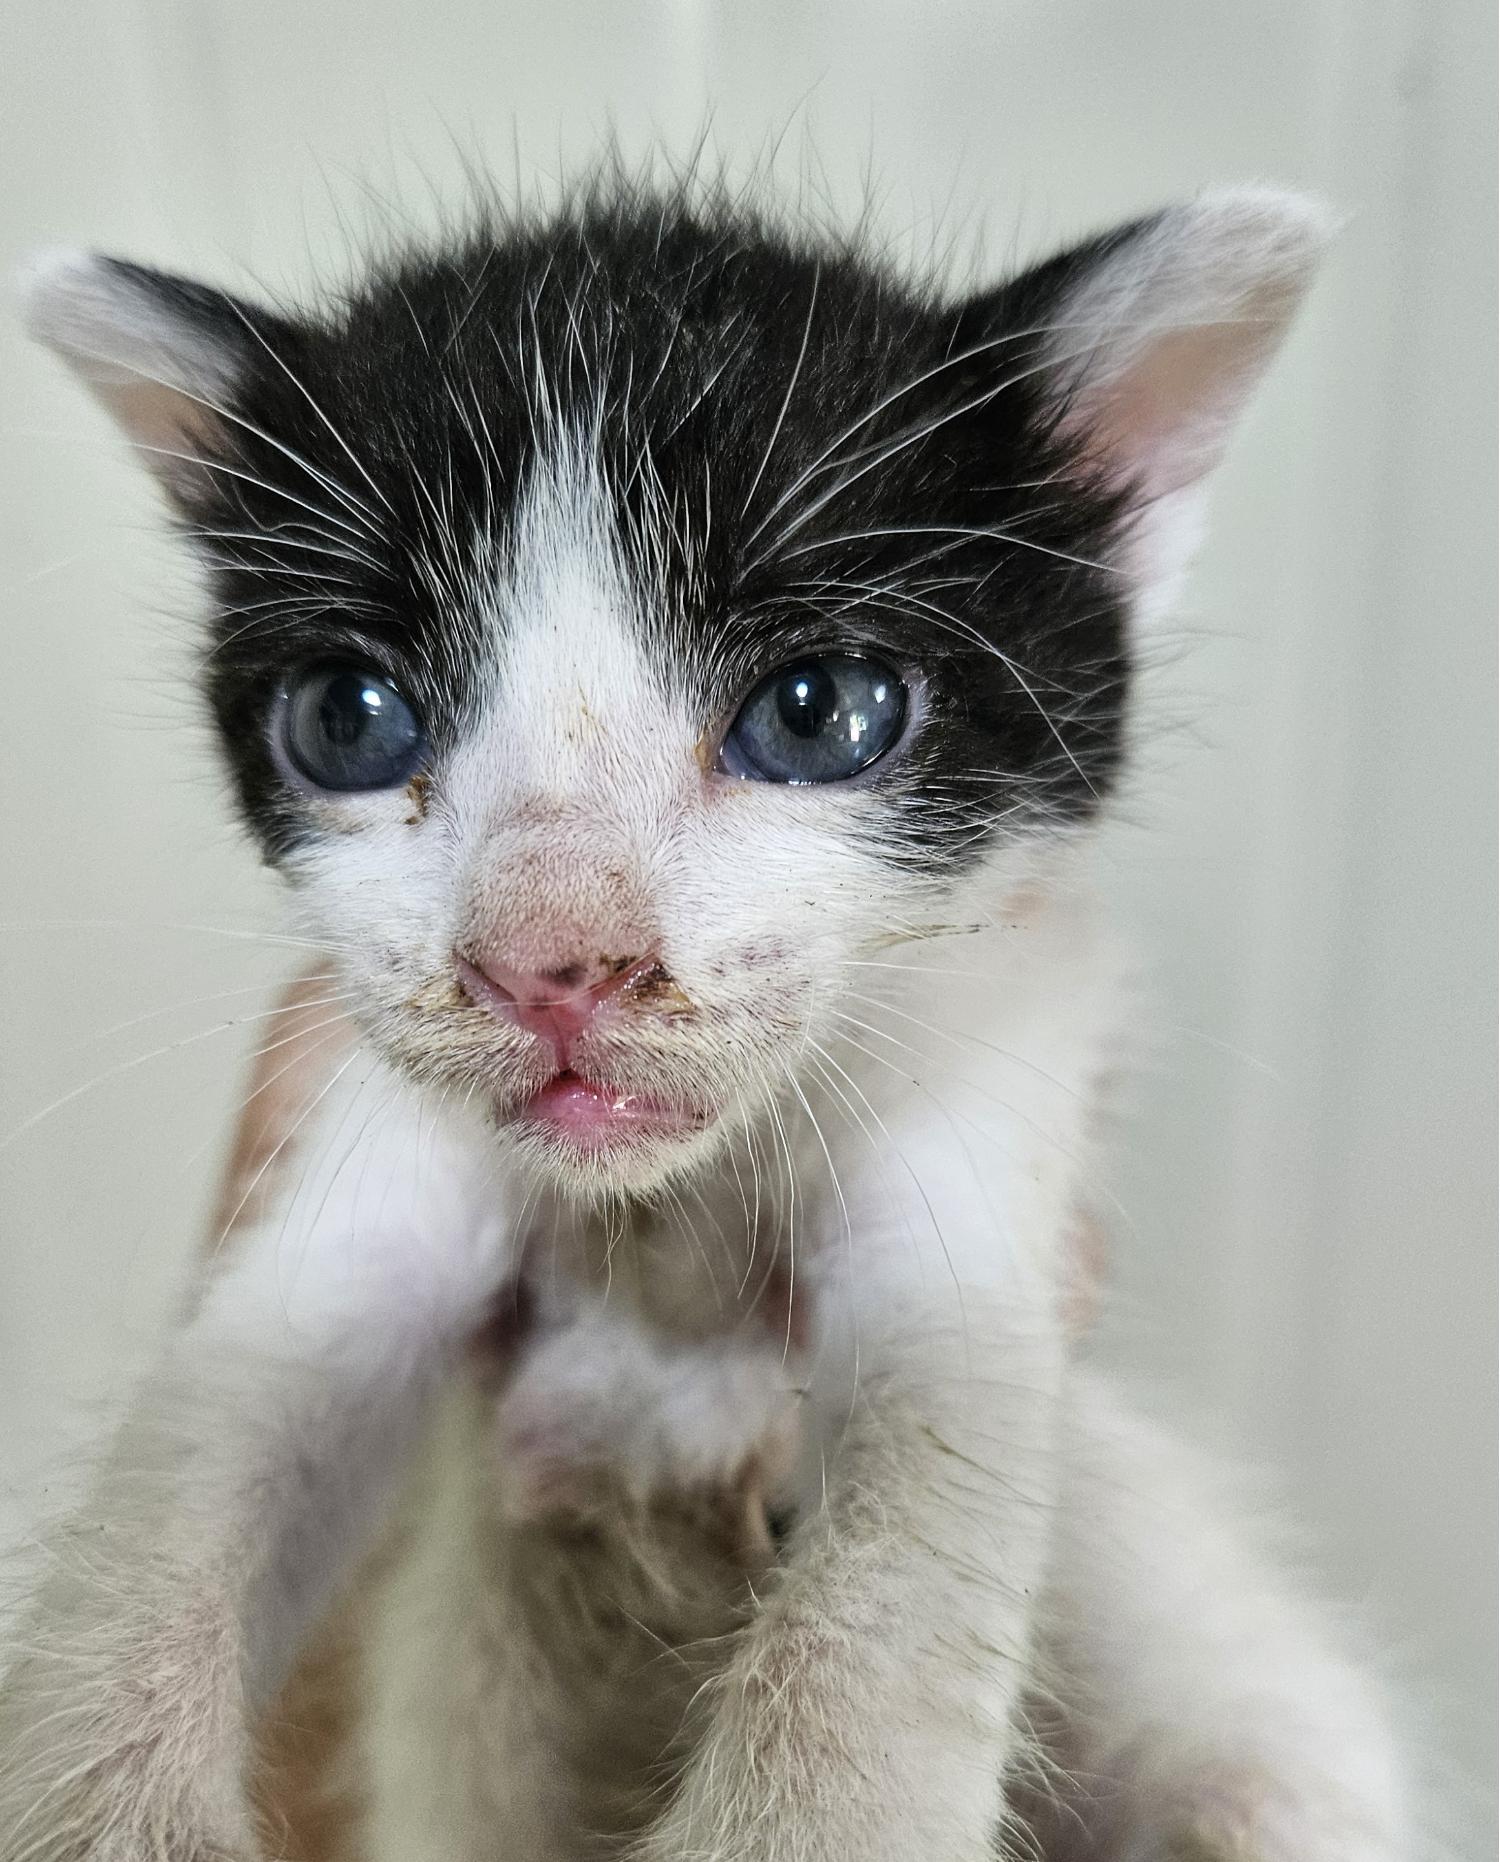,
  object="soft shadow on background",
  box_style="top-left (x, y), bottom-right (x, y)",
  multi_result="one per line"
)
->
top-left (1, 1), bottom-right (1494, 1852)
